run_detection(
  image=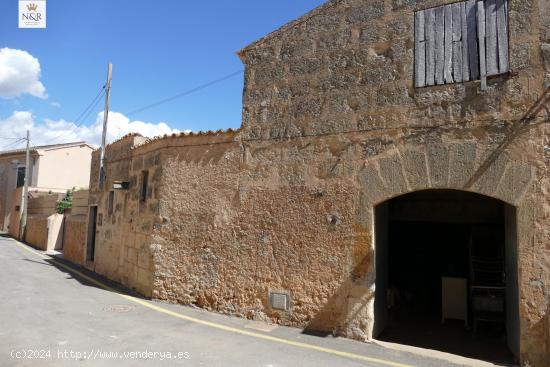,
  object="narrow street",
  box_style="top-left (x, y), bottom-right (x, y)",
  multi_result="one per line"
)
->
top-left (0, 235), bottom-right (465, 367)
